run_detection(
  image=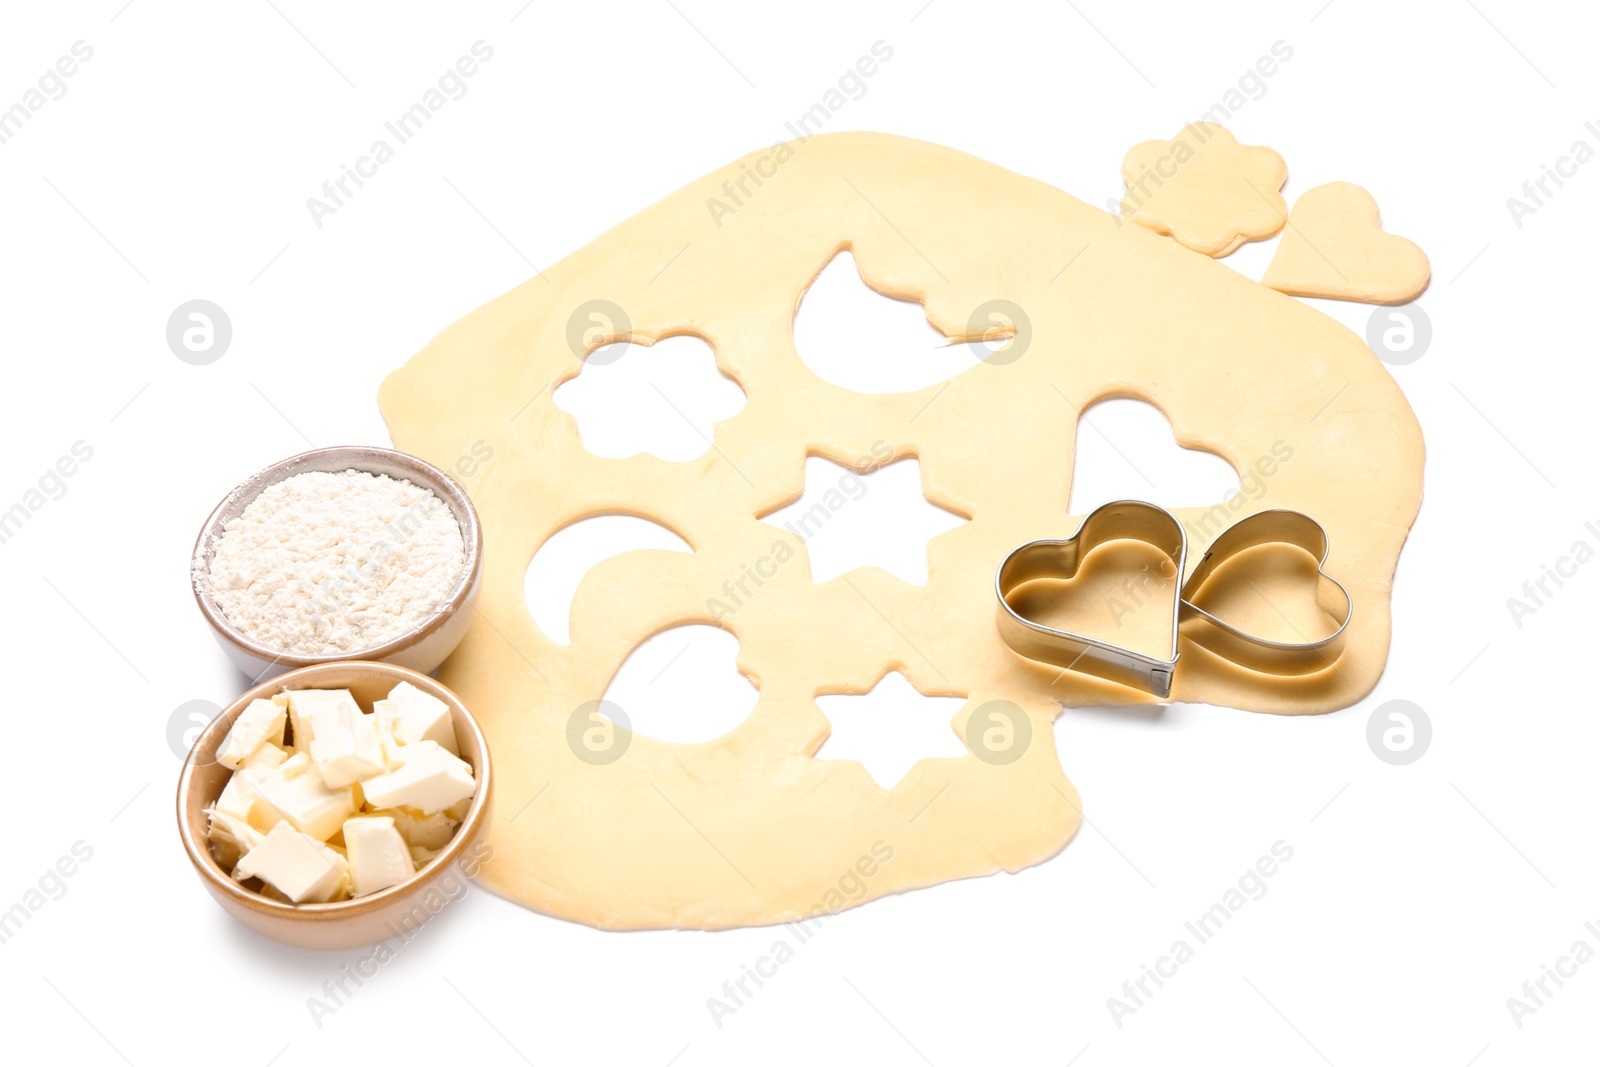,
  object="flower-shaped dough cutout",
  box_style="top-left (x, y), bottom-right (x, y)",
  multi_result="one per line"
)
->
top-left (1119, 123), bottom-right (1288, 257)
top-left (1261, 182), bottom-right (1430, 305)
